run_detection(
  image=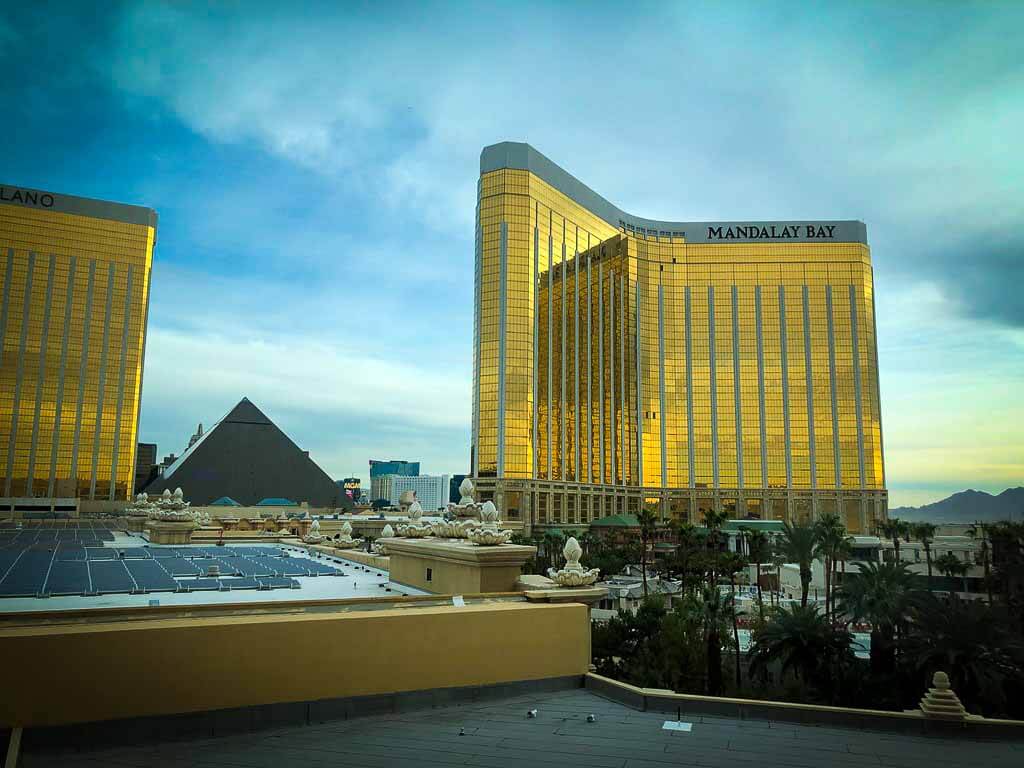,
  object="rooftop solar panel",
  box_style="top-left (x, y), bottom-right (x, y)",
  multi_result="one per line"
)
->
top-left (86, 548), bottom-right (116, 560)
top-left (57, 546), bottom-right (88, 562)
top-left (258, 577), bottom-right (300, 590)
top-left (124, 560), bottom-right (178, 592)
top-left (118, 549), bottom-right (152, 560)
top-left (157, 558), bottom-right (202, 577)
top-left (44, 561), bottom-right (90, 596)
top-left (0, 549), bottom-right (55, 597)
top-left (178, 578), bottom-right (222, 591)
top-left (89, 560), bottom-right (136, 594)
